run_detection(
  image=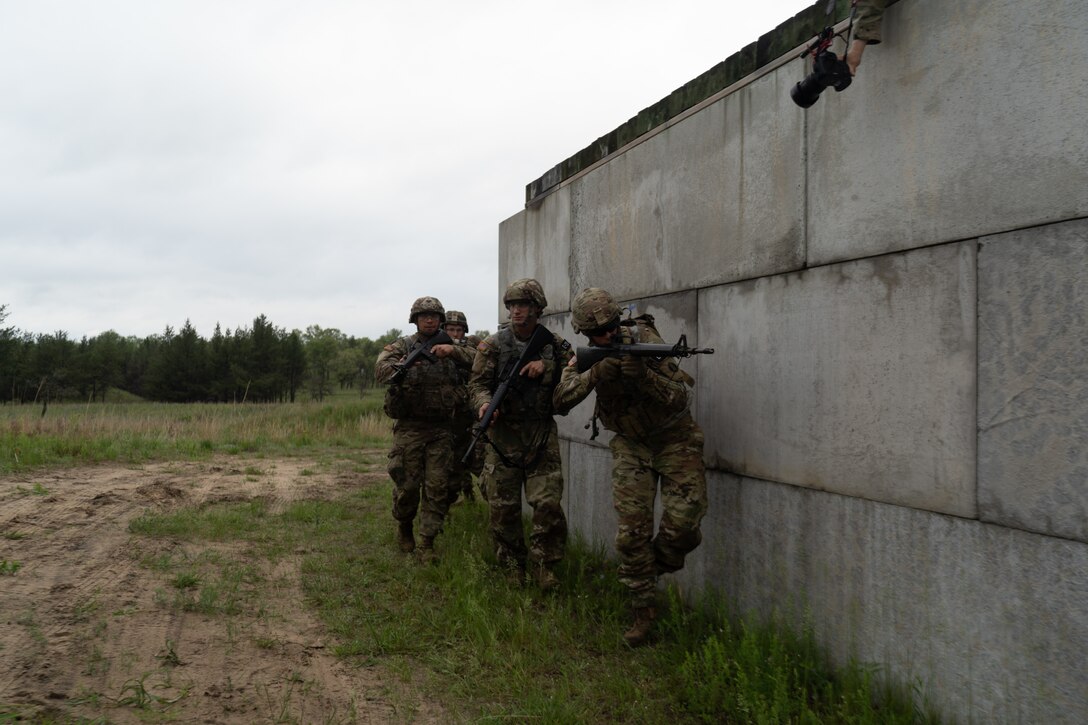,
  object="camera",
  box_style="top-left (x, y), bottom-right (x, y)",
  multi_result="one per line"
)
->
top-left (790, 49), bottom-right (853, 108)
